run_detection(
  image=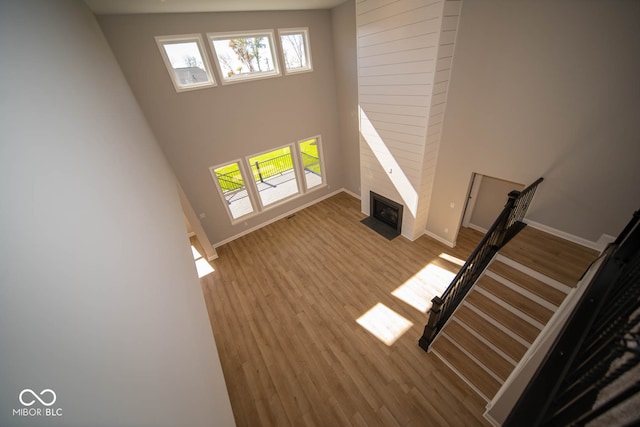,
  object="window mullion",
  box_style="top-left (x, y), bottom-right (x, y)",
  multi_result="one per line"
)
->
top-left (241, 157), bottom-right (264, 211)
top-left (291, 143), bottom-right (306, 193)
